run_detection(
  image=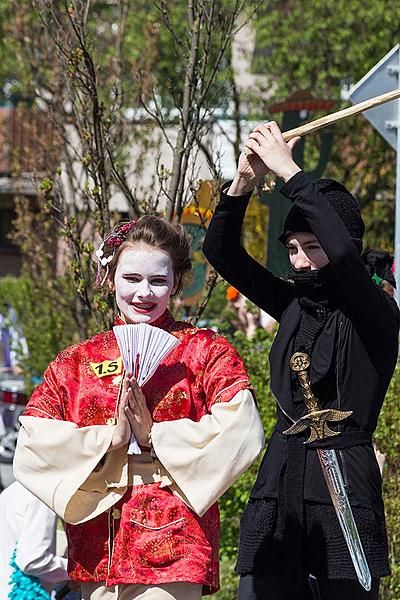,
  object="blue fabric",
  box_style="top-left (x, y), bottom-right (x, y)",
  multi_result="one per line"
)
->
top-left (8, 548), bottom-right (50, 600)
